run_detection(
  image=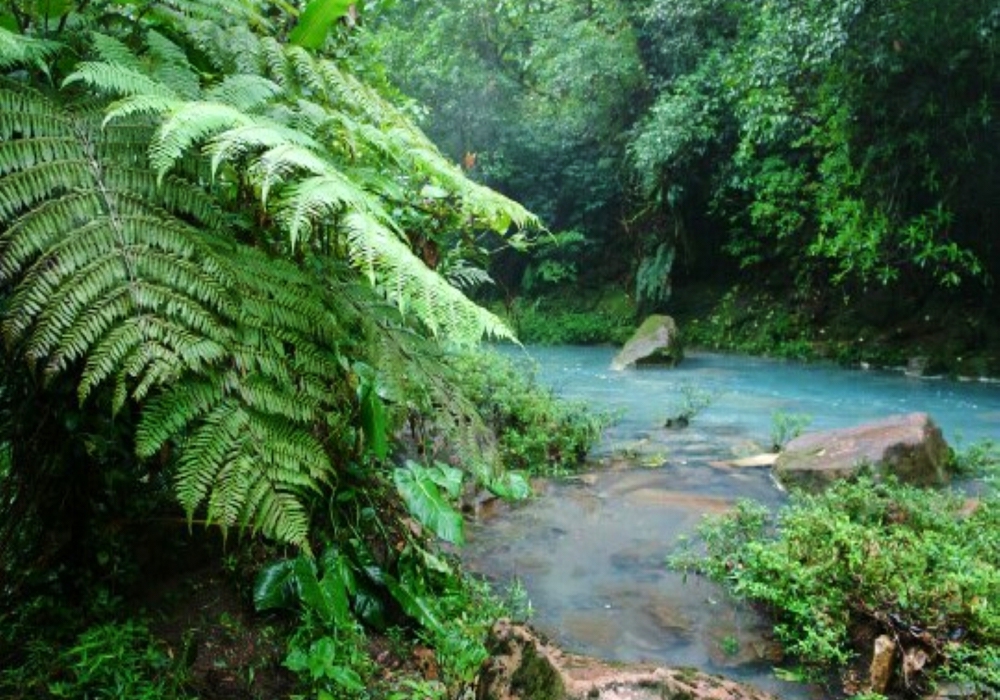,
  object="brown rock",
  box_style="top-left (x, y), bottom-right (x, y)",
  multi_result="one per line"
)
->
top-left (477, 619), bottom-right (779, 700)
top-left (774, 413), bottom-right (950, 491)
top-left (868, 634), bottom-right (896, 694)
